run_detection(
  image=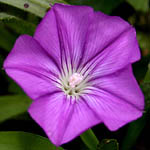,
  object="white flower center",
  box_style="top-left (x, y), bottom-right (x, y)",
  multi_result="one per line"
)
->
top-left (69, 73), bottom-right (83, 88)
top-left (58, 70), bottom-right (88, 98)
top-left (57, 62), bottom-right (92, 99)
